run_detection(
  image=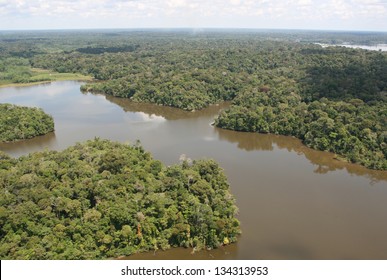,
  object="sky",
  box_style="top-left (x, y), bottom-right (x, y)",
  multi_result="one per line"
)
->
top-left (0, 0), bottom-right (386, 31)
